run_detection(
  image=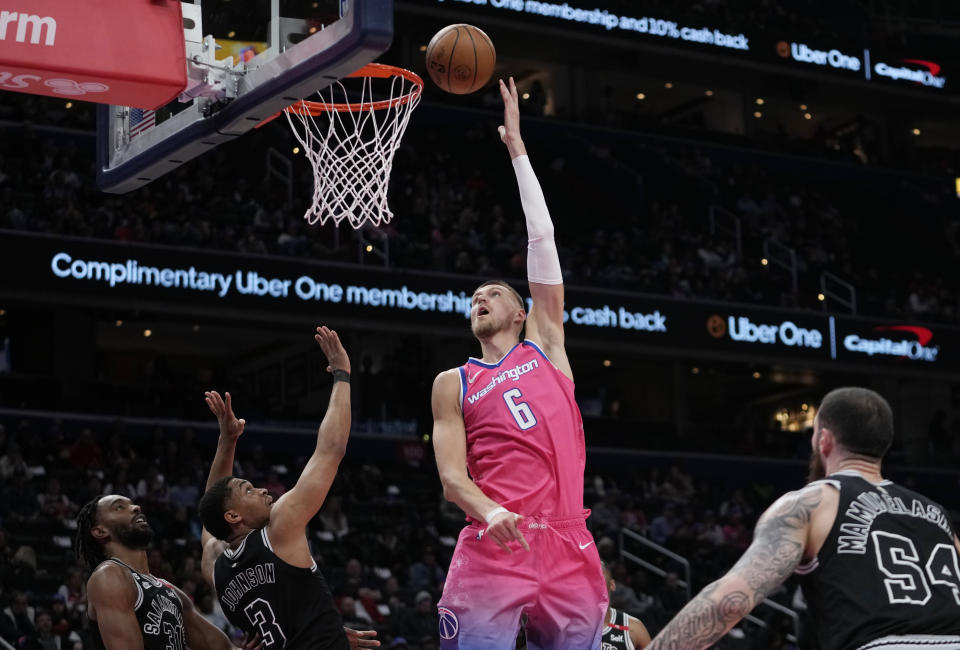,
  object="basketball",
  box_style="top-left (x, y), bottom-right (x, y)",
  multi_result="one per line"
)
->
top-left (425, 24), bottom-right (496, 95)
